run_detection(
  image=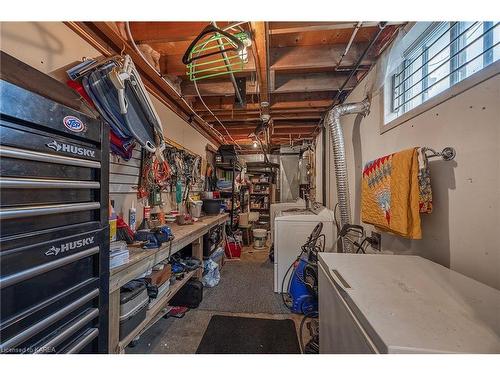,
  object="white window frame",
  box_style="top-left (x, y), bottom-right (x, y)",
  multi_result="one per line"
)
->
top-left (380, 23), bottom-right (500, 134)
